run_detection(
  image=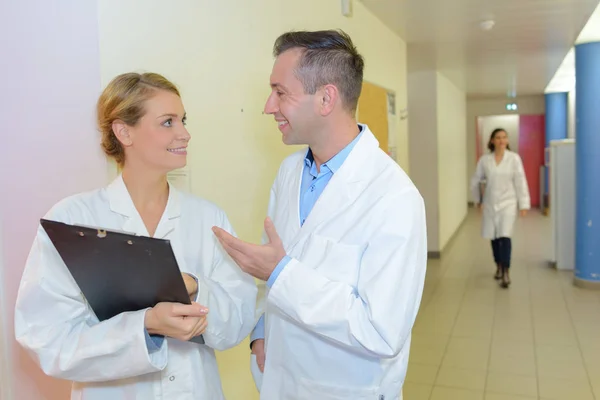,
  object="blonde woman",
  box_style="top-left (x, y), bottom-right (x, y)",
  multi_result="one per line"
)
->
top-left (14, 72), bottom-right (257, 399)
top-left (471, 128), bottom-right (530, 288)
